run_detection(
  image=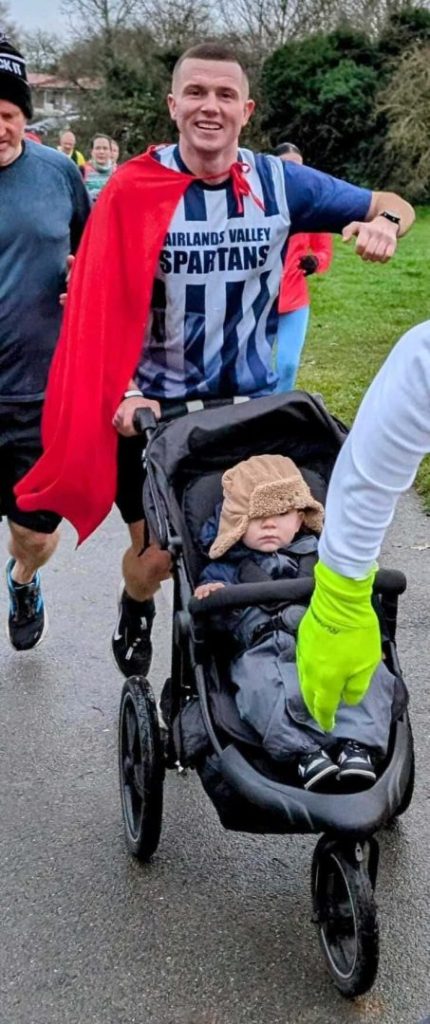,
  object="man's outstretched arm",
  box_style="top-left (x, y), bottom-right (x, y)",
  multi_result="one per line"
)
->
top-left (343, 189), bottom-right (415, 262)
top-left (297, 320), bottom-right (430, 730)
